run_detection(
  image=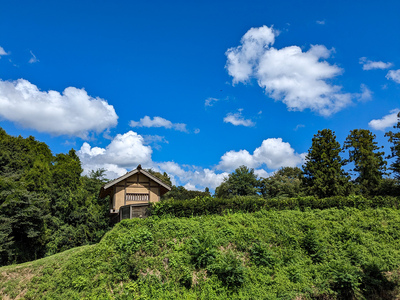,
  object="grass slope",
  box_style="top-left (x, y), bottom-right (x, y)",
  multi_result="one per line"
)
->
top-left (1, 208), bottom-right (400, 299)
